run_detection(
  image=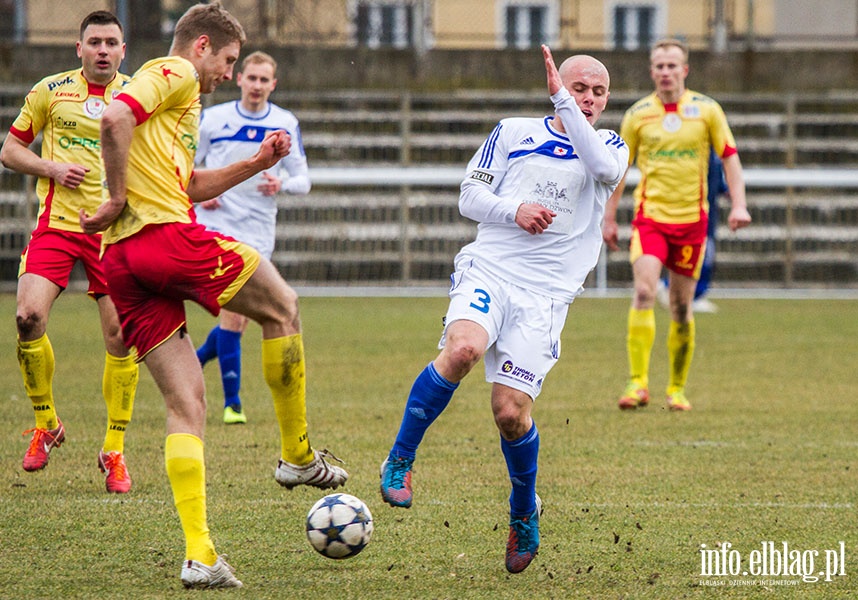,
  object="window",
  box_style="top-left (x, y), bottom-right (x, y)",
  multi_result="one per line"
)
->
top-left (356, 1), bottom-right (414, 49)
top-left (501, 1), bottom-right (558, 49)
top-left (611, 3), bottom-right (659, 50)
